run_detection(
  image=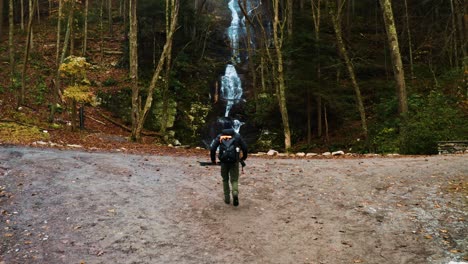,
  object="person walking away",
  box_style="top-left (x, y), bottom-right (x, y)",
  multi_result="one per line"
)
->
top-left (210, 122), bottom-right (248, 206)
